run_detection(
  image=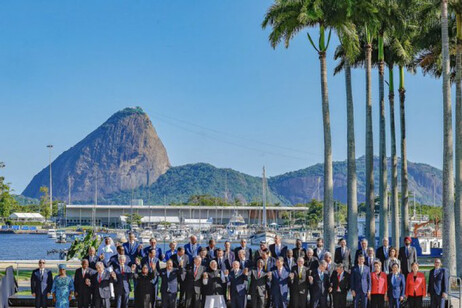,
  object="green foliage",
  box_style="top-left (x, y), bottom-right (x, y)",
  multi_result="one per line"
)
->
top-left (38, 186), bottom-right (60, 219)
top-left (125, 213), bottom-right (143, 226)
top-left (0, 176), bottom-right (19, 218)
top-left (67, 229), bottom-right (101, 261)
